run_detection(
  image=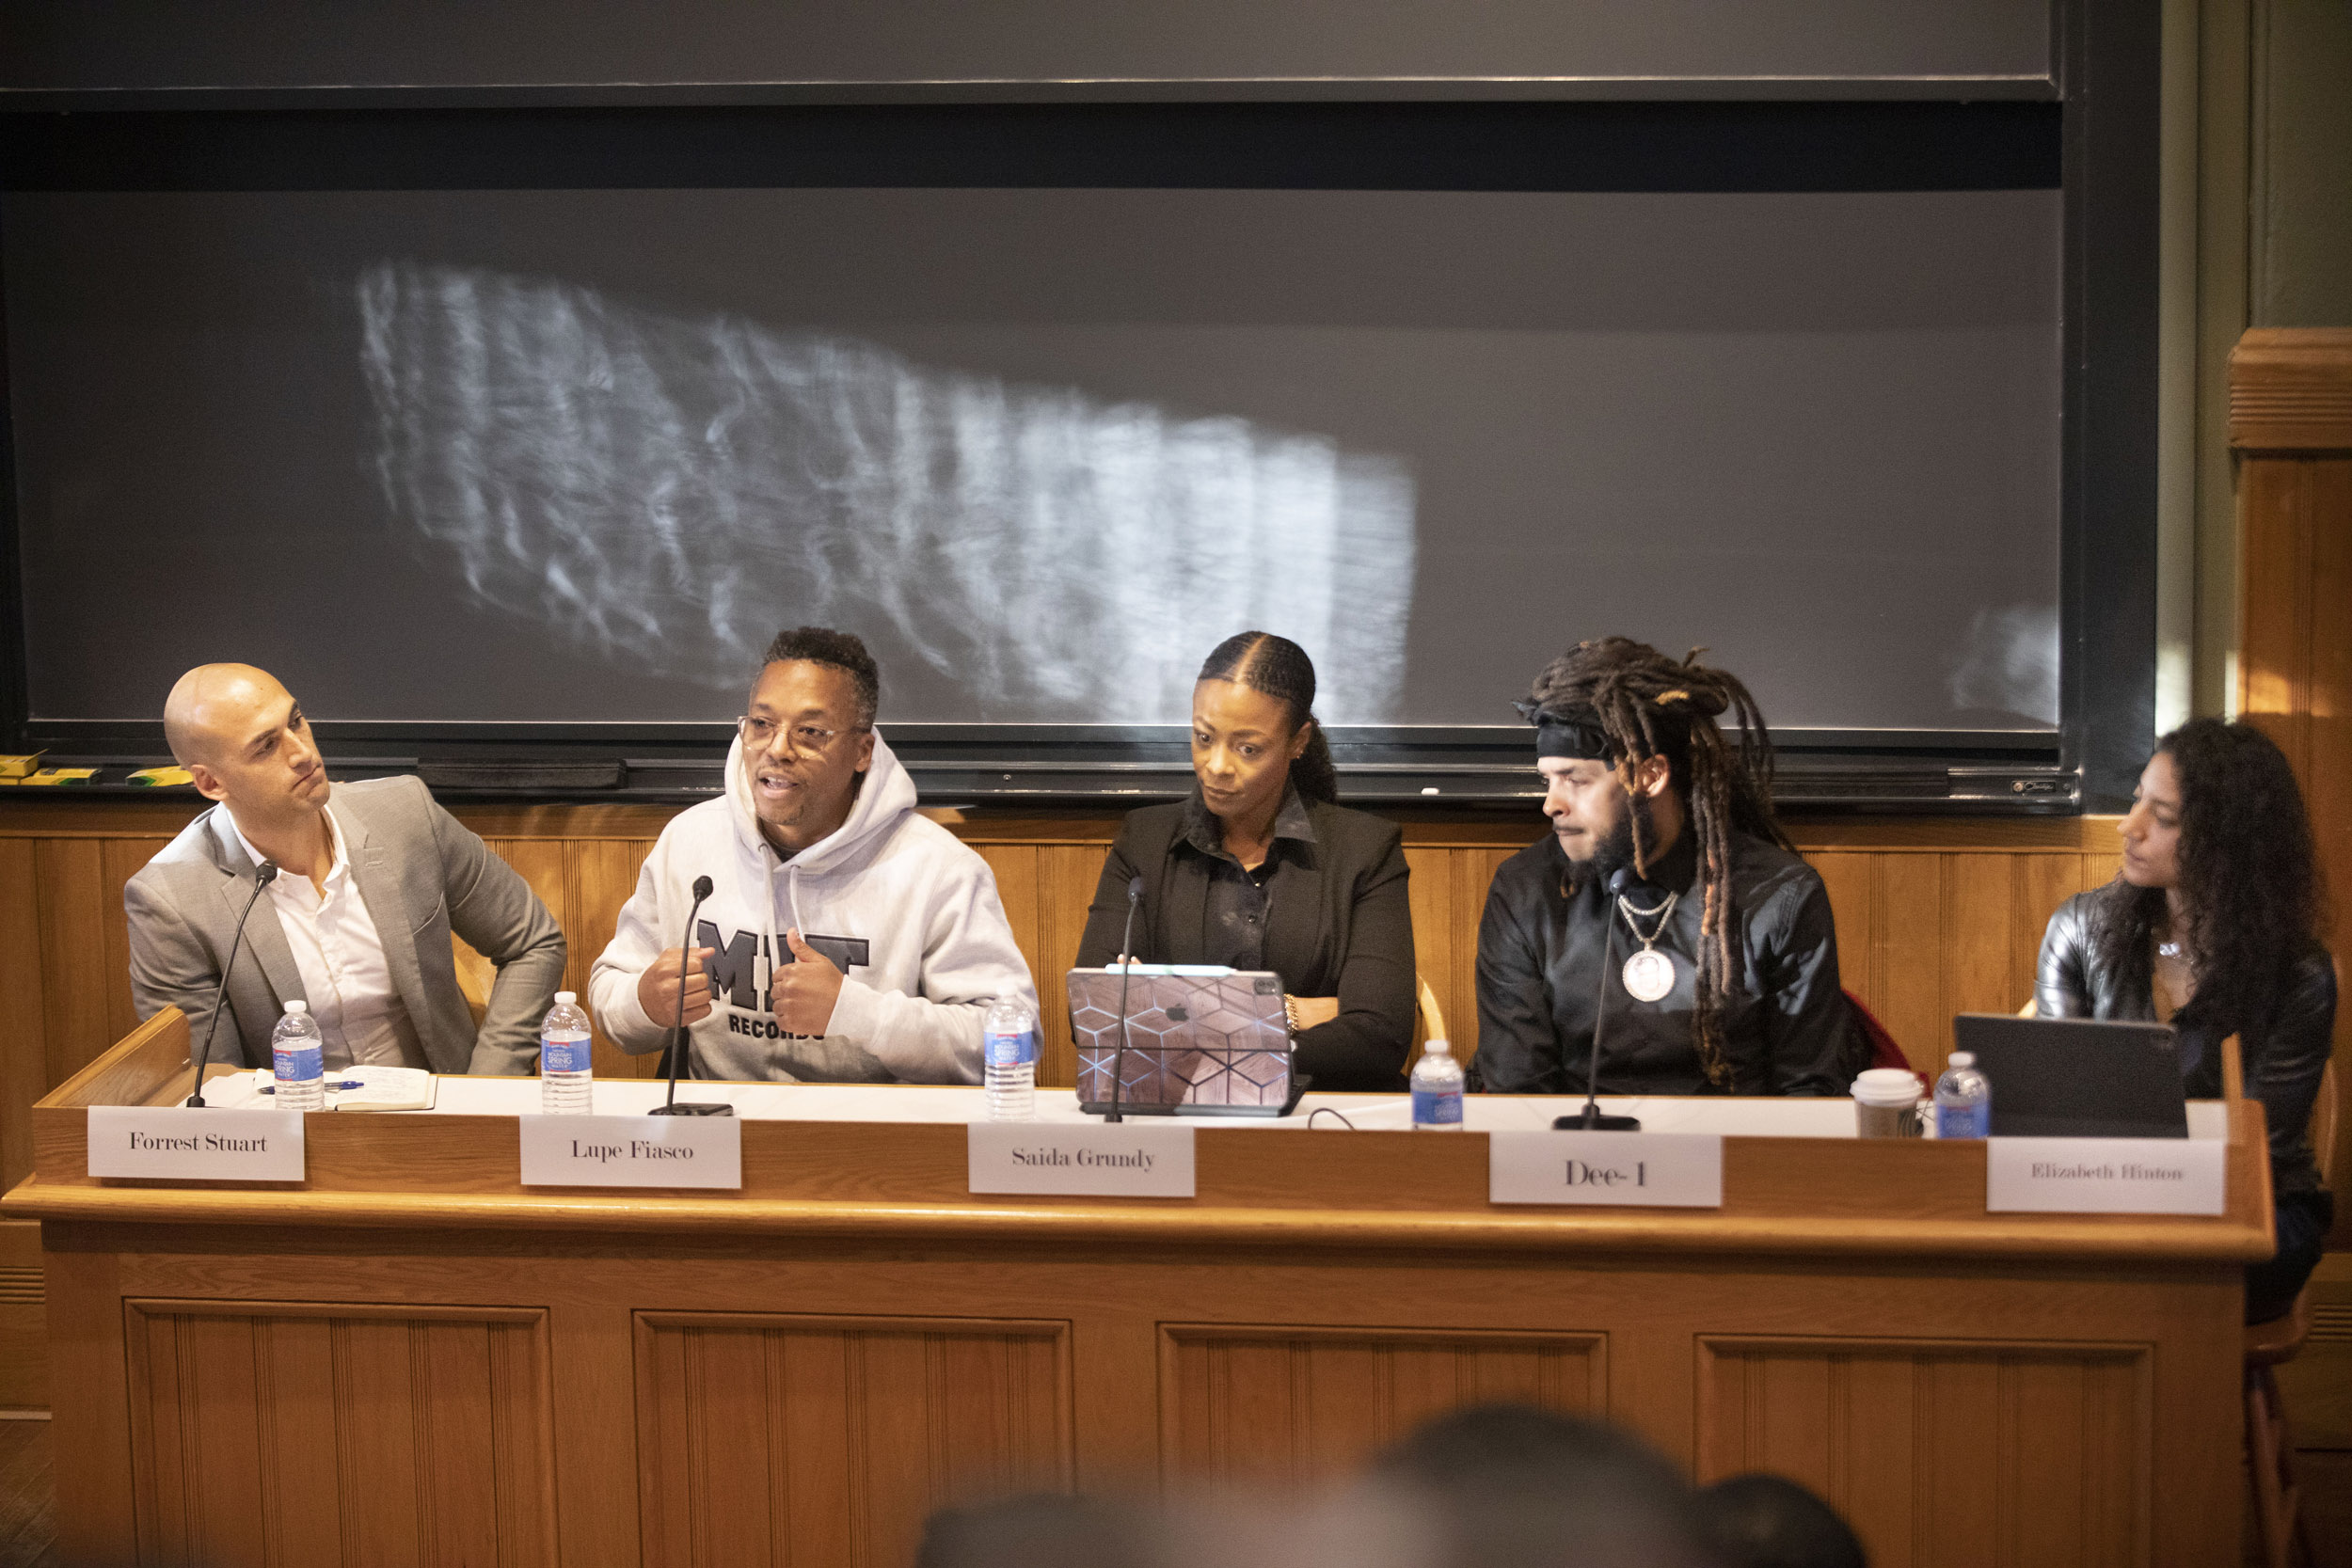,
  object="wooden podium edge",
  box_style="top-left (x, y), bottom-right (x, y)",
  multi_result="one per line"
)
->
top-left (0, 1174), bottom-right (2277, 1263)
top-left (10, 1008), bottom-right (2276, 1266)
